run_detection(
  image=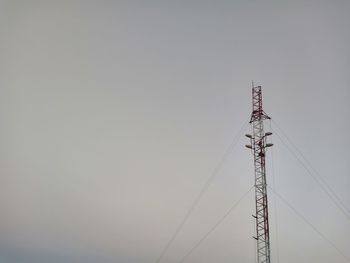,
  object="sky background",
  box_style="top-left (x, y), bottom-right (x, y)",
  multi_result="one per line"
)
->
top-left (0, 1), bottom-right (350, 262)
